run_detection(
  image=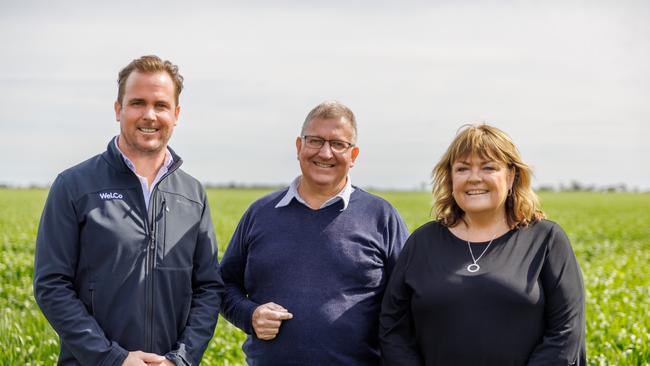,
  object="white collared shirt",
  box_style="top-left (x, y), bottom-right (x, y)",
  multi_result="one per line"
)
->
top-left (275, 175), bottom-right (355, 211)
top-left (114, 136), bottom-right (173, 210)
